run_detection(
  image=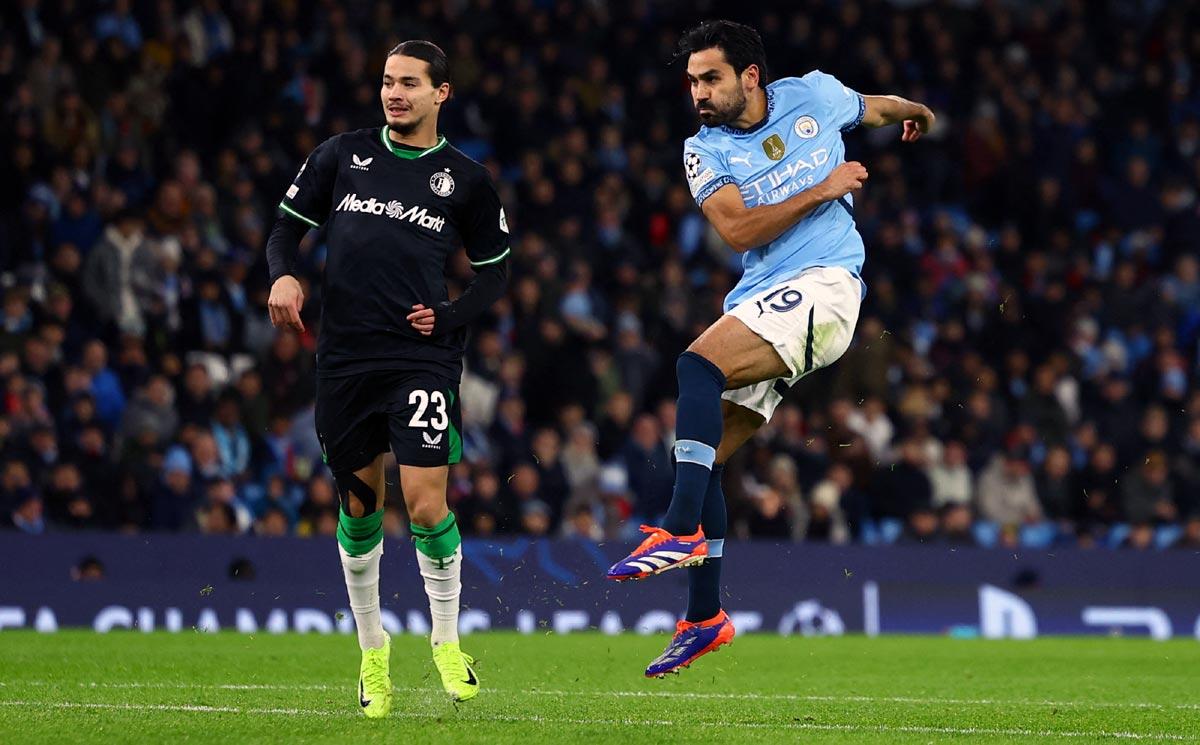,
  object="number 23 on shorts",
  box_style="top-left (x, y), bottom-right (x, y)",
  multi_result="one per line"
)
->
top-left (407, 389), bottom-right (449, 430)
